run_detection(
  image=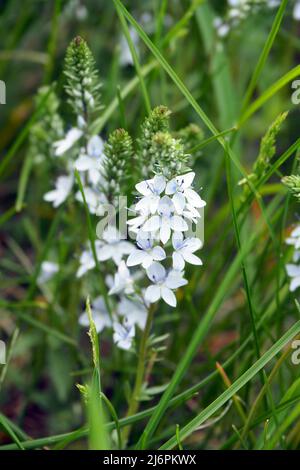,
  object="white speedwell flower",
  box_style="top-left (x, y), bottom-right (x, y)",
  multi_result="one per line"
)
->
top-left (79, 296), bottom-right (112, 333)
top-left (109, 260), bottom-right (135, 295)
top-left (74, 135), bottom-right (104, 186)
top-left (53, 127), bottom-right (83, 156)
top-left (113, 319), bottom-right (135, 350)
top-left (172, 232), bottom-right (203, 270)
top-left (145, 262), bottom-right (187, 307)
top-left (127, 231), bottom-right (166, 269)
top-left (44, 174), bottom-right (73, 207)
top-left (143, 195), bottom-right (188, 244)
top-left (135, 175), bottom-right (166, 214)
top-left (38, 261), bottom-right (59, 284)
